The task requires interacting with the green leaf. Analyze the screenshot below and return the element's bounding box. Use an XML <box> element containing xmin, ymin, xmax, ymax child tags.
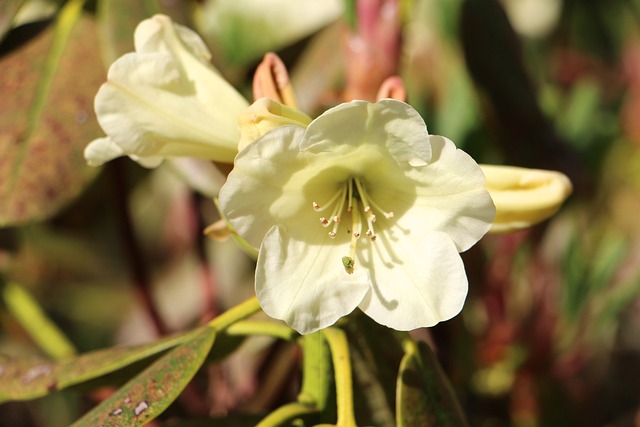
<box><xmin>0</xmin><ymin>0</ymin><xmax>104</xmax><ymax>227</ymax></box>
<box><xmin>0</xmin><ymin>327</ymin><xmax>201</xmax><ymax>403</ymax></box>
<box><xmin>346</xmin><ymin>313</ymin><xmax>404</xmax><ymax>427</ymax></box>
<box><xmin>2</xmin><ymin>281</ymin><xmax>76</xmax><ymax>359</ymax></box>
<box><xmin>96</xmin><ymin>0</ymin><xmax>155</xmax><ymax>64</ymax></box>
<box><xmin>396</xmin><ymin>340</ymin><xmax>468</xmax><ymax>427</ymax></box>
<box><xmin>70</xmin><ymin>326</ymin><xmax>216</xmax><ymax>427</ymax></box>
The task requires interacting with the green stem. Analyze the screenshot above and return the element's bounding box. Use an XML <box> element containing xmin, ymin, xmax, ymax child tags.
<box><xmin>206</xmin><ymin>297</ymin><xmax>262</xmax><ymax>331</ymax></box>
<box><xmin>256</xmin><ymin>402</ymin><xmax>317</xmax><ymax>427</ymax></box>
<box><xmin>397</xmin><ymin>331</ymin><xmax>417</xmax><ymax>354</ymax></box>
<box><xmin>224</xmin><ymin>320</ymin><xmax>298</xmax><ymax>341</ymax></box>
<box><xmin>322</xmin><ymin>327</ymin><xmax>357</xmax><ymax>427</ymax></box>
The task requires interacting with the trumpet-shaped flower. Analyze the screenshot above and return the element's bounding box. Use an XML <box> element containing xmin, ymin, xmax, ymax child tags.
<box><xmin>85</xmin><ymin>14</ymin><xmax>248</xmax><ymax>167</ymax></box>
<box><xmin>481</xmin><ymin>165</ymin><xmax>572</xmax><ymax>233</ymax></box>
<box><xmin>219</xmin><ymin>99</ymin><xmax>496</xmax><ymax>334</ymax></box>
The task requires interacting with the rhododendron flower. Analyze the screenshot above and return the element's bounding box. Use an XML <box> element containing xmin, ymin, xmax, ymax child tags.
<box><xmin>482</xmin><ymin>165</ymin><xmax>572</xmax><ymax>233</ymax></box>
<box><xmin>219</xmin><ymin>99</ymin><xmax>496</xmax><ymax>334</ymax></box>
<box><xmin>85</xmin><ymin>14</ymin><xmax>248</xmax><ymax>168</ymax></box>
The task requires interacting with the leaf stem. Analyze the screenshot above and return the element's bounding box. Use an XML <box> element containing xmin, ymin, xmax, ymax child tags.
<box><xmin>255</xmin><ymin>401</ymin><xmax>317</xmax><ymax>427</ymax></box>
<box><xmin>206</xmin><ymin>296</ymin><xmax>262</xmax><ymax>331</ymax></box>
<box><xmin>322</xmin><ymin>327</ymin><xmax>357</xmax><ymax>427</ymax></box>
<box><xmin>224</xmin><ymin>320</ymin><xmax>297</xmax><ymax>341</ymax></box>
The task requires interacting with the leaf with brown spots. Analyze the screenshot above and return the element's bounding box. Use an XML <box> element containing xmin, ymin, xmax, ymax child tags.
<box><xmin>0</xmin><ymin>0</ymin><xmax>104</xmax><ymax>227</ymax></box>
<box><xmin>70</xmin><ymin>326</ymin><xmax>216</xmax><ymax>427</ymax></box>
<box><xmin>0</xmin><ymin>326</ymin><xmax>202</xmax><ymax>403</ymax></box>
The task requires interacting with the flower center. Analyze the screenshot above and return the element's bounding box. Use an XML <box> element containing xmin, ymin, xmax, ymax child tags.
<box><xmin>312</xmin><ymin>177</ymin><xmax>394</xmax><ymax>274</ymax></box>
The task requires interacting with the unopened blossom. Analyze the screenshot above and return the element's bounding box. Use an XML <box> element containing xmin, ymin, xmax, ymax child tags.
<box><xmin>219</xmin><ymin>99</ymin><xmax>496</xmax><ymax>334</ymax></box>
<box><xmin>85</xmin><ymin>14</ymin><xmax>248</xmax><ymax>167</ymax></box>
<box><xmin>481</xmin><ymin>165</ymin><xmax>572</xmax><ymax>233</ymax></box>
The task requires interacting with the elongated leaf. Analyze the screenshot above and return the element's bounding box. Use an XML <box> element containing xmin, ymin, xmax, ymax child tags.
<box><xmin>346</xmin><ymin>313</ymin><xmax>404</xmax><ymax>427</ymax></box>
<box><xmin>0</xmin><ymin>327</ymin><xmax>201</xmax><ymax>402</ymax></box>
<box><xmin>71</xmin><ymin>326</ymin><xmax>216</xmax><ymax>427</ymax></box>
<box><xmin>396</xmin><ymin>341</ymin><xmax>468</xmax><ymax>427</ymax></box>
<box><xmin>96</xmin><ymin>0</ymin><xmax>153</xmax><ymax>64</ymax></box>
<box><xmin>0</xmin><ymin>0</ymin><xmax>103</xmax><ymax>227</ymax></box>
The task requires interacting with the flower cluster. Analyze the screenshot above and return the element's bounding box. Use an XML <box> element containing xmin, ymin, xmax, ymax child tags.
<box><xmin>87</xmin><ymin>15</ymin><xmax>571</xmax><ymax>334</ymax></box>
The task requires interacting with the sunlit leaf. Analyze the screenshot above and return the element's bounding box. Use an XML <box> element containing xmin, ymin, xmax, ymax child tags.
<box><xmin>396</xmin><ymin>340</ymin><xmax>468</xmax><ymax>427</ymax></box>
<box><xmin>96</xmin><ymin>0</ymin><xmax>151</xmax><ymax>64</ymax></box>
<box><xmin>0</xmin><ymin>327</ymin><xmax>201</xmax><ymax>402</ymax></box>
<box><xmin>70</xmin><ymin>326</ymin><xmax>216</xmax><ymax>427</ymax></box>
<box><xmin>195</xmin><ymin>0</ymin><xmax>343</xmax><ymax>65</ymax></box>
<box><xmin>0</xmin><ymin>0</ymin><xmax>103</xmax><ymax>227</ymax></box>
<box><xmin>2</xmin><ymin>281</ymin><xmax>76</xmax><ymax>359</ymax></box>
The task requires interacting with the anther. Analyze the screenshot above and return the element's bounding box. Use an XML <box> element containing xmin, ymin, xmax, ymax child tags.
<box><xmin>320</xmin><ymin>217</ymin><xmax>329</xmax><ymax>226</ymax></box>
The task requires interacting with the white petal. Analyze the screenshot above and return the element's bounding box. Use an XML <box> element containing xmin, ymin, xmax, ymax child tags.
<box><xmin>135</xmin><ymin>15</ymin><xmax>212</xmax><ymax>63</ymax></box>
<box><xmin>257</xmin><ymin>225</ymin><xmax>369</xmax><ymax>334</ymax></box>
<box><xmin>220</xmin><ymin>126</ymin><xmax>348</xmax><ymax>248</ymax></box>
<box><xmin>358</xmin><ymin>231</ymin><xmax>468</xmax><ymax>330</ymax></box>
<box><xmin>84</xmin><ymin>137</ymin><xmax>125</xmax><ymax>166</ymax></box>
<box><xmin>367</xmin><ymin>135</ymin><xmax>495</xmax><ymax>252</ymax></box>
<box><xmin>301</xmin><ymin>99</ymin><xmax>432</xmax><ymax>167</ymax></box>
<box><xmin>133</xmin><ymin>15</ymin><xmax>247</xmax><ymax>113</ymax></box>
<box><xmin>92</xmin><ymin>15</ymin><xmax>248</xmax><ymax>166</ymax></box>
<box><xmin>95</xmin><ymin>52</ymin><xmax>244</xmax><ymax>163</ymax></box>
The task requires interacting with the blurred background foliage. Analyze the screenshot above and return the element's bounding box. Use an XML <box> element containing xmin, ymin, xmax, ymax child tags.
<box><xmin>1</xmin><ymin>0</ymin><xmax>640</xmax><ymax>425</ymax></box>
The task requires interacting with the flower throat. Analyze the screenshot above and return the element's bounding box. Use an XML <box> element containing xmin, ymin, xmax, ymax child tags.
<box><xmin>312</xmin><ymin>177</ymin><xmax>394</xmax><ymax>275</ymax></box>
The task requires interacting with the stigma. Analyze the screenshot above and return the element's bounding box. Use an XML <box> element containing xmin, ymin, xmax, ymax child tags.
<box><xmin>312</xmin><ymin>178</ymin><xmax>395</xmax><ymax>274</ymax></box>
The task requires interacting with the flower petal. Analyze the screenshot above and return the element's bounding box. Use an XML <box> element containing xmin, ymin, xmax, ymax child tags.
<box><xmin>257</xmin><ymin>225</ymin><xmax>370</xmax><ymax>334</ymax></box>
<box><xmin>481</xmin><ymin>164</ymin><xmax>572</xmax><ymax>232</ymax></box>
<box><xmin>237</xmin><ymin>98</ymin><xmax>312</xmax><ymax>151</ymax></box>
<box><xmin>367</xmin><ymin>135</ymin><xmax>495</xmax><ymax>252</ymax></box>
<box><xmin>220</xmin><ymin>125</ymin><xmax>348</xmax><ymax>248</ymax></box>
<box><xmin>300</xmin><ymin>99</ymin><xmax>432</xmax><ymax>167</ymax></box>
<box><xmin>358</xmin><ymin>231</ymin><xmax>467</xmax><ymax>330</ymax></box>
<box><xmin>84</xmin><ymin>137</ymin><xmax>125</xmax><ymax>167</ymax></box>
<box><xmin>89</xmin><ymin>15</ymin><xmax>248</xmax><ymax>167</ymax></box>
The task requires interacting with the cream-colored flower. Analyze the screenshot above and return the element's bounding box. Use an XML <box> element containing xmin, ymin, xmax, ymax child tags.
<box><xmin>480</xmin><ymin>165</ymin><xmax>572</xmax><ymax>233</ymax></box>
<box><xmin>85</xmin><ymin>14</ymin><xmax>248</xmax><ymax>167</ymax></box>
<box><xmin>219</xmin><ymin>99</ymin><xmax>496</xmax><ymax>334</ymax></box>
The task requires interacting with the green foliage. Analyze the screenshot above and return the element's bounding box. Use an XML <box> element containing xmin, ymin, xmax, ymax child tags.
<box><xmin>397</xmin><ymin>340</ymin><xmax>468</xmax><ymax>427</ymax></box>
<box><xmin>2</xmin><ymin>281</ymin><xmax>75</xmax><ymax>359</ymax></box>
<box><xmin>0</xmin><ymin>0</ymin><xmax>102</xmax><ymax>226</ymax></box>
<box><xmin>0</xmin><ymin>325</ymin><xmax>200</xmax><ymax>402</ymax></box>
<box><xmin>71</xmin><ymin>326</ymin><xmax>216</xmax><ymax>427</ymax></box>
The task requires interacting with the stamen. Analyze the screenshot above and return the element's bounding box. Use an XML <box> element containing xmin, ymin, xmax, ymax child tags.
<box><xmin>314</xmin><ymin>177</ymin><xmax>401</xmax><ymax>275</ymax></box>
<box><xmin>354</xmin><ymin>177</ymin><xmax>395</xmax><ymax>220</ymax></box>
<box><xmin>313</xmin><ymin>187</ymin><xmax>343</xmax><ymax>212</ymax></box>
<box><xmin>367</xmin><ymin>196</ymin><xmax>395</xmax><ymax>219</ymax></box>
<box><xmin>354</xmin><ymin>178</ymin><xmax>372</xmax><ymax>214</ymax></box>
<box><xmin>351</xmin><ymin>200</ymin><xmax>362</xmax><ymax>239</ymax></box>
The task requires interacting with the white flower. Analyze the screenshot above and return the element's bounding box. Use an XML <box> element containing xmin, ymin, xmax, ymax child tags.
<box><xmin>85</xmin><ymin>15</ymin><xmax>248</xmax><ymax>167</ymax></box>
<box><xmin>219</xmin><ymin>99</ymin><xmax>496</xmax><ymax>334</ymax></box>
